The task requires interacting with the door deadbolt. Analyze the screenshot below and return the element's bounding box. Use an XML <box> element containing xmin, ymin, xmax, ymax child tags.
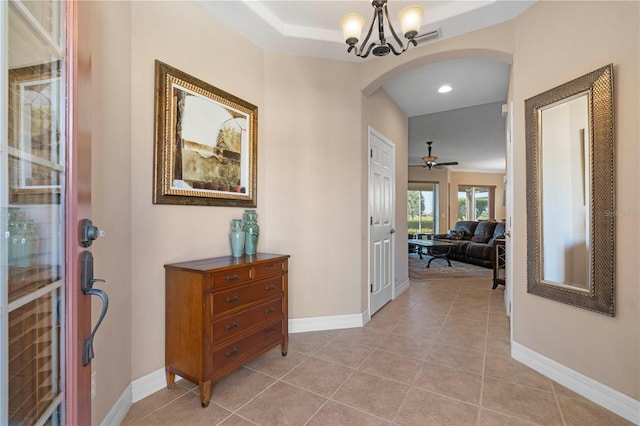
<box><xmin>80</xmin><ymin>219</ymin><xmax>105</xmax><ymax>247</ymax></box>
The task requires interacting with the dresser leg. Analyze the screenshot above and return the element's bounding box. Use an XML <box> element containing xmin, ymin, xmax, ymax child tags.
<box><xmin>199</xmin><ymin>380</ymin><xmax>212</xmax><ymax>408</ymax></box>
<box><xmin>166</xmin><ymin>370</ymin><xmax>175</xmax><ymax>389</ymax></box>
<box><xmin>281</xmin><ymin>338</ymin><xmax>288</xmax><ymax>356</ymax></box>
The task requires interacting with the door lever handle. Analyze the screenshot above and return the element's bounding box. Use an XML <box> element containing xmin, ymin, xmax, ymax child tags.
<box><xmin>82</xmin><ymin>287</ymin><xmax>109</xmax><ymax>366</ymax></box>
<box><xmin>80</xmin><ymin>251</ymin><xmax>109</xmax><ymax>366</ymax></box>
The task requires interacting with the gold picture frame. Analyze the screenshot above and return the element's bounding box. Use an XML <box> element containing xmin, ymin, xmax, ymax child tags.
<box><xmin>153</xmin><ymin>60</ymin><xmax>258</xmax><ymax>207</ymax></box>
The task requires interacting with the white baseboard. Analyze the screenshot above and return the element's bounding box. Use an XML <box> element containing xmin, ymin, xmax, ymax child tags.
<box><xmin>511</xmin><ymin>341</ymin><xmax>640</xmax><ymax>425</ymax></box>
<box><xmin>288</xmin><ymin>312</ymin><xmax>368</xmax><ymax>333</ymax></box>
<box><xmin>395</xmin><ymin>279</ymin><xmax>410</xmax><ymax>297</ymax></box>
<box><xmin>131</xmin><ymin>366</ymin><xmax>184</xmax><ymax>403</ymax></box>
<box><xmin>121</xmin><ymin>312</ymin><xmax>369</xmax><ymax>414</ymax></box>
<box><xmin>100</xmin><ymin>384</ymin><xmax>132</xmax><ymax>426</ymax></box>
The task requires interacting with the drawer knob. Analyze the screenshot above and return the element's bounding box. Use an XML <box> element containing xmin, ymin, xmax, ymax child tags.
<box><xmin>265</xmin><ymin>284</ymin><xmax>276</xmax><ymax>292</ymax></box>
<box><xmin>264</xmin><ymin>307</ymin><xmax>276</xmax><ymax>315</ymax></box>
<box><xmin>225</xmin><ymin>347</ymin><xmax>239</xmax><ymax>358</ymax></box>
<box><xmin>225</xmin><ymin>295</ymin><xmax>240</xmax><ymax>304</ymax></box>
<box><xmin>264</xmin><ymin>264</ymin><xmax>276</xmax><ymax>270</ymax></box>
<box><xmin>264</xmin><ymin>328</ymin><xmax>276</xmax><ymax>336</ymax></box>
<box><xmin>225</xmin><ymin>321</ymin><xmax>240</xmax><ymax>331</ymax></box>
<box><xmin>226</xmin><ymin>274</ymin><xmax>240</xmax><ymax>282</ymax></box>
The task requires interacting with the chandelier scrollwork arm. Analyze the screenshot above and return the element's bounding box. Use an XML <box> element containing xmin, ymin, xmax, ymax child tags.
<box><xmin>341</xmin><ymin>0</ymin><xmax>425</xmax><ymax>59</ymax></box>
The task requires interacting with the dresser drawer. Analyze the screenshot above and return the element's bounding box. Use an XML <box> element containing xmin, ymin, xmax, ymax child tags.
<box><xmin>207</xmin><ymin>268</ymin><xmax>253</xmax><ymax>290</ymax></box>
<box><xmin>211</xmin><ymin>298</ymin><xmax>283</xmax><ymax>345</ymax></box>
<box><xmin>253</xmin><ymin>259</ymin><xmax>286</xmax><ymax>280</ymax></box>
<box><xmin>211</xmin><ymin>320</ymin><xmax>282</xmax><ymax>372</ymax></box>
<box><xmin>209</xmin><ymin>276</ymin><xmax>283</xmax><ymax>317</ymax></box>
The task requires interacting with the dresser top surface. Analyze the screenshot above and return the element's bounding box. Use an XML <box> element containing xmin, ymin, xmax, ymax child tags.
<box><xmin>165</xmin><ymin>253</ymin><xmax>289</xmax><ymax>272</ymax></box>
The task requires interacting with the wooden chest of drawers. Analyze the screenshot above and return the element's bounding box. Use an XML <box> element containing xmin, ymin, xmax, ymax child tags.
<box><xmin>164</xmin><ymin>253</ymin><xmax>289</xmax><ymax>407</ymax></box>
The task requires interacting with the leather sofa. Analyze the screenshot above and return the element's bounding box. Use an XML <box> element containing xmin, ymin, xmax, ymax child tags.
<box><xmin>434</xmin><ymin>221</ymin><xmax>506</xmax><ymax>268</ymax></box>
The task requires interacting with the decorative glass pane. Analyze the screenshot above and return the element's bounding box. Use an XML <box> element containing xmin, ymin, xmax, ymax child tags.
<box><xmin>3</xmin><ymin>1</ymin><xmax>66</xmax><ymax>424</ymax></box>
<box><xmin>8</xmin><ymin>291</ymin><xmax>60</xmax><ymax>424</ymax></box>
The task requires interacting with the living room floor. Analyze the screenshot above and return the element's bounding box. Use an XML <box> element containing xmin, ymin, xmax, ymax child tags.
<box><xmin>122</xmin><ymin>261</ymin><xmax>630</xmax><ymax>425</ymax></box>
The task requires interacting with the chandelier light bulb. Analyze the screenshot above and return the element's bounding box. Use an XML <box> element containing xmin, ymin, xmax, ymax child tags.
<box><xmin>398</xmin><ymin>6</ymin><xmax>424</xmax><ymax>39</ymax></box>
<box><xmin>340</xmin><ymin>13</ymin><xmax>365</xmax><ymax>46</ymax></box>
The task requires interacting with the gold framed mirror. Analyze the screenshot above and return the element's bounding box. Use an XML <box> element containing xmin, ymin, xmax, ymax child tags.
<box><xmin>525</xmin><ymin>64</ymin><xmax>615</xmax><ymax>316</ymax></box>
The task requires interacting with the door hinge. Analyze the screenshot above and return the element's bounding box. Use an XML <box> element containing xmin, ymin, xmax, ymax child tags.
<box><xmin>370</xmin><ymin>149</ymin><xmax>373</xmax><ymax>158</ymax></box>
<box><xmin>370</xmin><ymin>216</ymin><xmax>373</xmax><ymax>226</ymax></box>
<box><xmin>370</xmin><ymin>284</ymin><xmax>373</xmax><ymax>293</ymax></box>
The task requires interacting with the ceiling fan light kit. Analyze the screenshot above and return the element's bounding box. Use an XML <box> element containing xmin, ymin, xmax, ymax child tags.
<box><xmin>416</xmin><ymin>141</ymin><xmax>459</xmax><ymax>170</ymax></box>
<box><xmin>340</xmin><ymin>0</ymin><xmax>432</xmax><ymax>58</ymax></box>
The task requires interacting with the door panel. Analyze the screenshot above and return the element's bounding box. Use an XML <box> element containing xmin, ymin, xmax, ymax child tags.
<box><xmin>369</xmin><ymin>128</ymin><xmax>395</xmax><ymax>315</ymax></box>
<box><xmin>2</xmin><ymin>1</ymin><xmax>92</xmax><ymax>424</ymax></box>
<box><xmin>65</xmin><ymin>1</ymin><xmax>93</xmax><ymax>424</ymax></box>
<box><xmin>3</xmin><ymin>0</ymin><xmax>67</xmax><ymax>423</ymax></box>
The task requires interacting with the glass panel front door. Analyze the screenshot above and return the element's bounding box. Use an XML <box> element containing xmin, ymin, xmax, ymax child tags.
<box><xmin>2</xmin><ymin>1</ymin><xmax>66</xmax><ymax>423</ymax></box>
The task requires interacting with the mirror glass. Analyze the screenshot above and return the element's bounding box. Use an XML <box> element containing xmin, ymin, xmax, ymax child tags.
<box><xmin>540</xmin><ymin>92</ymin><xmax>590</xmax><ymax>291</ymax></box>
<box><xmin>525</xmin><ymin>64</ymin><xmax>615</xmax><ymax>316</ymax></box>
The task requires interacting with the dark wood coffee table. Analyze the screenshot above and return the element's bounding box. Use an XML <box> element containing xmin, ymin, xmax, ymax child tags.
<box><xmin>408</xmin><ymin>239</ymin><xmax>454</xmax><ymax>268</ymax></box>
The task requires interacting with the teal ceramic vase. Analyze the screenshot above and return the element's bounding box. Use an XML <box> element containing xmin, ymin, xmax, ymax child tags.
<box><xmin>229</xmin><ymin>219</ymin><xmax>245</xmax><ymax>257</ymax></box>
<box><xmin>243</xmin><ymin>210</ymin><xmax>259</xmax><ymax>255</ymax></box>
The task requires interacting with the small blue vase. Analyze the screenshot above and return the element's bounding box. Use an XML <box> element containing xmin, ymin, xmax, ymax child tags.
<box><xmin>243</xmin><ymin>210</ymin><xmax>259</xmax><ymax>255</ymax></box>
<box><xmin>229</xmin><ymin>219</ymin><xmax>245</xmax><ymax>257</ymax></box>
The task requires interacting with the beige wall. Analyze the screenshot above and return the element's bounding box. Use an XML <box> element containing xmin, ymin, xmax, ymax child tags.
<box><xmin>262</xmin><ymin>53</ymin><xmax>363</xmax><ymax>318</ymax></box>
<box><xmin>362</xmin><ymin>88</ymin><xmax>409</xmax><ymax>301</ymax></box>
<box><xmin>90</xmin><ymin>1</ymin><xmax>132</xmax><ymax>423</ymax></box>
<box><xmin>511</xmin><ymin>1</ymin><xmax>639</xmax><ymax>399</ymax></box>
<box><xmin>128</xmin><ymin>1</ymin><xmax>266</xmax><ymax>380</ymax></box>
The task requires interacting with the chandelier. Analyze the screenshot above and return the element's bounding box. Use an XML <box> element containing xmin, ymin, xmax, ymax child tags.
<box><xmin>340</xmin><ymin>0</ymin><xmax>430</xmax><ymax>58</ymax></box>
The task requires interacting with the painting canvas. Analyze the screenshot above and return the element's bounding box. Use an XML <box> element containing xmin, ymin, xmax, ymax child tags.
<box><xmin>153</xmin><ymin>60</ymin><xmax>257</xmax><ymax>207</ymax></box>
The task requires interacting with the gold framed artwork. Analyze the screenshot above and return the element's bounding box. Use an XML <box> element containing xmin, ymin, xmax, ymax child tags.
<box><xmin>153</xmin><ymin>60</ymin><xmax>258</xmax><ymax>207</ymax></box>
<box><xmin>8</xmin><ymin>61</ymin><xmax>63</xmax><ymax>204</ymax></box>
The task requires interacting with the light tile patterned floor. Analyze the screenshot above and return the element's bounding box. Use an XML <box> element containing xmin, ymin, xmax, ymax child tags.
<box><xmin>122</xmin><ymin>261</ymin><xmax>631</xmax><ymax>425</ymax></box>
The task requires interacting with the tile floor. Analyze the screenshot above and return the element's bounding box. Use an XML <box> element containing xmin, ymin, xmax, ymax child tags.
<box><xmin>122</xmin><ymin>263</ymin><xmax>631</xmax><ymax>425</ymax></box>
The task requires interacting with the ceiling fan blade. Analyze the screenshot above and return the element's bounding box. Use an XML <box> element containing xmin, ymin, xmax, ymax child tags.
<box><xmin>409</xmin><ymin>164</ymin><xmax>427</xmax><ymax>168</ymax></box>
<box><xmin>435</xmin><ymin>161</ymin><xmax>459</xmax><ymax>166</ymax></box>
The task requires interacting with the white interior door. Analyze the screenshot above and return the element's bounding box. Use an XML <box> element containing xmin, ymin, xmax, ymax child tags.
<box><xmin>369</xmin><ymin>127</ymin><xmax>395</xmax><ymax>315</ymax></box>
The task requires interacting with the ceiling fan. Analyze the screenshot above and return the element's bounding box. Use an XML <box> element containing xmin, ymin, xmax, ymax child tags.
<box><xmin>410</xmin><ymin>141</ymin><xmax>459</xmax><ymax>170</ymax></box>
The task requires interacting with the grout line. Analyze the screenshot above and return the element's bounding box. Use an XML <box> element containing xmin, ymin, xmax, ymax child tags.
<box><xmin>126</xmin><ymin>270</ymin><xmax>518</xmax><ymax>425</ymax></box>
<box><xmin>476</xmin><ymin>282</ymin><xmax>491</xmax><ymax>426</ymax></box>
<box><xmin>124</xmin><ymin>389</ymin><xmax>193</xmax><ymax>426</ymax></box>
<box><xmin>299</xmin><ymin>364</ymin><xmax>358</xmax><ymax>426</ymax></box>
<box><xmin>551</xmin><ymin>381</ymin><xmax>569</xmax><ymax>426</ymax></box>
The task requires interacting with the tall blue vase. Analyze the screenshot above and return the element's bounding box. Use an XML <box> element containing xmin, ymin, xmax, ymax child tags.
<box><xmin>243</xmin><ymin>210</ymin><xmax>259</xmax><ymax>255</ymax></box>
<box><xmin>229</xmin><ymin>219</ymin><xmax>245</xmax><ymax>257</ymax></box>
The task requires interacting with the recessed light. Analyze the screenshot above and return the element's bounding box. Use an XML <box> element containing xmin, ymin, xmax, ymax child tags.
<box><xmin>438</xmin><ymin>85</ymin><xmax>452</xmax><ymax>93</ymax></box>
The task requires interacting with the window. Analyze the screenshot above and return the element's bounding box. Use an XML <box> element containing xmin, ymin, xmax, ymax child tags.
<box><xmin>408</xmin><ymin>183</ymin><xmax>438</xmax><ymax>234</ymax></box>
<box><xmin>458</xmin><ymin>185</ymin><xmax>495</xmax><ymax>221</ymax></box>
